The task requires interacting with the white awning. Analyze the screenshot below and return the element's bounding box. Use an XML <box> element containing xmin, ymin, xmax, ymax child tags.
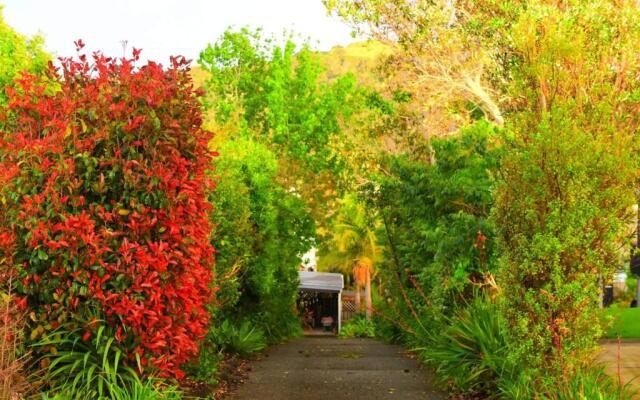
<box><xmin>299</xmin><ymin>271</ymin><xmax>343</xmax><ymax>292</ymax></box>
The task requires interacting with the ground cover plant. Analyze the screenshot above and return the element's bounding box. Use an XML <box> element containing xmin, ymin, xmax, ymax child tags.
<box><xmin>338</xmin><ymin>315</ymin><xmax>376</xmax><ymax>338</ymax></box>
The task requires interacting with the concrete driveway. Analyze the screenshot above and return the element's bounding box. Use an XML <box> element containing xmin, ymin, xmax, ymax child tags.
<box><xmin>226</xmin><ymin>336</ymin><xmax>446</xmax><ymax>400</ymax></box>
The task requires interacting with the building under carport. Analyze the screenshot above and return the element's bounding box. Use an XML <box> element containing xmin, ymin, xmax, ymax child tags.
<box><xmin>298</xmin><ymin>271</ymin><xmax>344</xmax><ymax>334</ymax></box>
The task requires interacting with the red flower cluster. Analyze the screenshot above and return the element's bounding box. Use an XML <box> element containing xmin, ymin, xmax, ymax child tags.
<box><xmin>0</xmin><ymin>43</ymin><xmax>216</xmax><ymax>377</ymax></box>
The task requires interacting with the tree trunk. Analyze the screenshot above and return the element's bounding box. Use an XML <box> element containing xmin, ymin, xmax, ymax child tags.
<box><xmin>365</xmin><ymin>267</ymin><xmax>372</xmax><ymax>320</ymax></box>
<box><xmin>636</xmin><ymin>279</ymin><xmax>640</xmax><ymax>308</ymax></box>
<box><xmin>355</xmin><ymin>283</ymin><xmax>361</xmax><ymax>314</ymax></box>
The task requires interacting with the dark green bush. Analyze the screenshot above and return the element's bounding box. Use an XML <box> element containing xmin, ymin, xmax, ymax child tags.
<box><xmin>370</xmin><ymin>121</ymin><xmax>499</xmax><ymax>323</ymax></box>
<box><xmin>213</xmin><ymin>320</ymin><xmax>267</xmax><ymax>357</ymax></box>
<box><xmin>419</xmin><ymin>295</ymin><xmax>515</xmax><ymax>398</ymax></box>
<box><xmin>208</xmin><ymin>138</ymin><xmax>313</xmax><ymax>345</ymax></box>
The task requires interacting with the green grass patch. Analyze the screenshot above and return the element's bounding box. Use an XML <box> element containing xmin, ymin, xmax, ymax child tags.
<box><xmin>604</xmin><ymin>305</ymin><xmax>640</xmax><ymax>338</ymax></box>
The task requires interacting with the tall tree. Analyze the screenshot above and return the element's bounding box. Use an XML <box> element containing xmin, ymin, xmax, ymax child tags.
<box><xmin>208</xmin><ymin>138</ymin><xmax>315</xmax><ymax>342</ymax></box>
<box><xmin>324</xmin><ymin>0</ymin><xmax>509</xmax><ymax>160</ymax></box>
<box><xmin>319</xmin><ymin>194</ymin><xmax>381</xmax><ymax>319</ymax></box>
<box><xmin>198</xmin><ymin>28</ymin><xmax>372</xmax><ymax>235</ymax></box>
<box><xmin>493</xmin><ymin>0</ymin><xmax>640</xmax><ymax>374</ymax></box>
<box><xmin>328</xmin><ymin>0</ymin><xmax>640</xmax><ymax>381</ymax></box>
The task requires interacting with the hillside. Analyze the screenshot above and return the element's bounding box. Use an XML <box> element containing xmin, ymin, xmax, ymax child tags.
<box><xmin>190</xmin><ymin>40</ymin><xmax>392</xmax><ymax>89</ymax></box>
<box><xmin>318</xmin><ymin>40</ymin><xmax>392</xmax><ymax>86</ymax></box>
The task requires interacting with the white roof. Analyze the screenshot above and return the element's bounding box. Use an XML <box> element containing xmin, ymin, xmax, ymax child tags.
<box><xmin>299</xmin><ymin>271</ymin><xmax>343</xmax><ymax>292</ymax></box>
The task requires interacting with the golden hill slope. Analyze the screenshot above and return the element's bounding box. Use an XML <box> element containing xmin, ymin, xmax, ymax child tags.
<box><xmin>190</xmin><ymin>40</ymin><xmax>391</xmax><ymax>89</ymax></box>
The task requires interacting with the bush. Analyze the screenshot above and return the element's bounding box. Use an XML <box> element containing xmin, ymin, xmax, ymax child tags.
<box><xmin>213</xmin><ymin>320</ymin><xmax>266</xmax><ymax>357</ymax></box>
<box><xmin>208</xmin><ymin>138</ymin><xmax>313</xmax><ymax>344</ymax></box>
<box><xmin>36</xmin><ymin>325</ymin><xmax>140</xmax><ymax>399</ymax></box>
<box><xmin>539</xmin><ymin>367</ymin><xmax>635</xmax><ymax>400</ymax></box>
<box><xmin>339</xmin><ymin>316</ymin><xmax>376</xmax><ymax>338</ymax></box>
<box><xmin>419</xmin><ymin>295</ymin><xmax>515</xmax><ymax>398</ymax></box>
<box><xmin>182</xmin><ymin>342</ymin><xmax>223</xmax><ymax>385</ymax></box>
<box><xmin>493</xmin><ymin>0</ymin><xmax>640</xmax><ymax>376</ymax></box>
<box><xmin>0</xmin><ymin>44</ymin><xmax>215</xmax><ymax>378</ymax></box>
<box><xmin>370</xmin><ymin>121</ymin><xmax>499</xmax><ymax>322</ymax></box>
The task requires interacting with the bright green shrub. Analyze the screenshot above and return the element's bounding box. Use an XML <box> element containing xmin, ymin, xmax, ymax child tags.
<box><xmin>496</xmin><ymin>106</ymin><xmax>636</xmax><ymax>373</ymax></box>
<box><xmin>339</xmin><ymin>316</ymin><xmax>376</xmax><ymax>338</ymax></box>
<box><xmin>187</xmin><ymin>138</ymin><xmax>310</xmax><ymax>381</ymax></box>
<box><xmin>494</xmin><ymin>0</ymin><xmax>640</xmax><ymax>374</ymax></box>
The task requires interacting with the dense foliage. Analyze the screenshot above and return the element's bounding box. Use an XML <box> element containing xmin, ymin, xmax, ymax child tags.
<box><xmin>1</xmin><ymin>2</ymin><xmax>639</xmax><ymax>398</ymax></box>
<box><xmin>208</xmin><ymin>138</ymin><xmax>313</xmax><ymax>342</ymax></box>
<box><xmin>199</xmin><ymin>28</ymin><xmax>358</xmax><ymax>174</ymax></box>
<box><xmin>198</xmin><ymin>28</ymin><xmax>376</xmax><ymax>231</ymax></box>
<box><xmin>0</xmin><ymin>44</ymin><xmax>215</xmax><ymax>380</ymax></box>
<box><xmin>327</xmin><ymin>0</ymin><xmax>640</xmax><ymax>397</ymax></box>
<box><xmin>494</xmin><ymin>0</ymin><xmax>640</xmax><ymax>375</ymax></box>
<box><xmin>371</xmin><ymin>121</ymin><xmax>498</xmax><ymax>321</ymax></box>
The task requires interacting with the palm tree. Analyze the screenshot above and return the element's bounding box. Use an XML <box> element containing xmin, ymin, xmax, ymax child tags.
<box><xmin>319</xmin><ymin>195</ymin><xmax>381</xmax><ymax>320</ymax></box>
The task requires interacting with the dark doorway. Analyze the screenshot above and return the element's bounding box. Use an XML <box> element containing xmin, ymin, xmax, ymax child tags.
<box><xmin>298</xmin><ymin>290</ymin><xmax>339</xmax><ymax>334</ymax></box>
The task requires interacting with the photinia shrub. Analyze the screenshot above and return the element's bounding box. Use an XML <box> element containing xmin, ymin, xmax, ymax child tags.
<box><xmin>0</xmin><ymin>42</ymin><xmax>216</xmax><ymax>378</ymax></box>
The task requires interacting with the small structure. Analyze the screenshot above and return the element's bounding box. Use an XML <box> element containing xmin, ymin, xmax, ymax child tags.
<box><xmin>298</xmin><ymin>271</ymin><xmax>344</xmax><ymax>333</ymax></box>
<box><xmin>340</xmin><ymin>290</ymin><xmax>359</xmax><ymax>325</ymax></box>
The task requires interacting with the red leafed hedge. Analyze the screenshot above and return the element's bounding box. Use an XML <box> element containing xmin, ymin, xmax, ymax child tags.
<box><xmin>0</xmin><ymin>43</ymin><xmax>216</xmax><ymax>377</ymax></box>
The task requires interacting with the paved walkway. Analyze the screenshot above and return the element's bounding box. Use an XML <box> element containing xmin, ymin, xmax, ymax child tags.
<box><xmin>226</xmin><ymin>336</ymin><xmax>445</xmax><ymax>400</ymax></box>
<box><xmin>598</xmin><ymin>340</ymin><xmax>640</xmax><ymax>389</ymax></box>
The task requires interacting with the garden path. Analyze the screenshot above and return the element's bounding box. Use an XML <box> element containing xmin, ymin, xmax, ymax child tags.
<box><xmin>226</xmin><ymin>336</ymin><xmax>445</xmax><ymax>400</ymax></box>
<box><xmin>598</xmin><ymin>340</ymin><xmax>640</xmax><ymax>392</ymax></box>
